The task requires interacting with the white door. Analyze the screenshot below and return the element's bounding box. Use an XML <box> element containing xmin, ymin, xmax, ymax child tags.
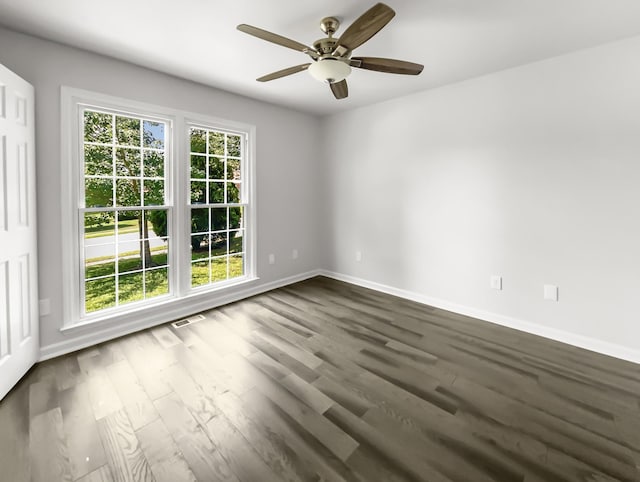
<box><xmin>0</xmin><ymin>63</ymin><xmax>39</xmax><ymax>401</ymax></box>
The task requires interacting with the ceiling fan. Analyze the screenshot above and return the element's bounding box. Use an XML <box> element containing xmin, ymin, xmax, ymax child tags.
<box><xmin>237</xmin><ymin>2</ymin><xmax>424</xmax><ymax>100</ymax></box>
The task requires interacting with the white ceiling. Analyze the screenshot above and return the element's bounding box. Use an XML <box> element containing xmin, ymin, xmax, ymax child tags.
<box><xmin>1</xmin><ymin>0</ymin><xmax>640</xmax><ymax>115</ymax></box>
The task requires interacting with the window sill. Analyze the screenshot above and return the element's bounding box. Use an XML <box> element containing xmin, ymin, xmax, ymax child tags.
<box><xmin>60</xmin><ymin>275</ymin><xmax>259</xmax><ymax>334</ymax></box>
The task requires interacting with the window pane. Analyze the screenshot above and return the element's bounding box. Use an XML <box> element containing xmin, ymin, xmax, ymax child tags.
<box><xmin>191</xmin><ymin>260</ymin><xmax>209</xmax><ymax>287</ymax></box>
<box><xmin>210</xmin><ymin>256</ymin><xmax>227</xmax><ymax>282</ymax></box>
<box><xmin>208</xmin><ymin>182</ymin><xmax>224</xmax><ymax>204</ymax></box>
<box><xmin>208</xmin><ymin>157</ymin><xmax>224</xmax><ymax>180</ymax></box>
<box><xmin>227</xmin><ymin>182</ymin><xmax>240</xmax><ymax>204</ymax></box>
<box><xmin>146</xmin><ymin>267</ymin><xmax>169</xmax><ymax>298</ymax></box>
<box><xmin>191</xmin><ymin>235</ymin><xmax>208</xmax><ymax>260</ymax></box>
<box><xmin>116</xmin><ymin>148</ymin><xmax>141</xmax><ymax>177</ymax></box>
<box><xmin>190</xmin><ymin>129</ymin><xmax>206</xmax><ymax>153</ymax></box>
<box><xmin>226</xmin><ymin>159</ymin><xmax>240</xmax><ymax>181</ymax></box>
<box><xmin>114</xmin><ymin>213</ymin><xmax>142</xmax><ymax>267</ymax></box>
<box><xmin>116</xmin><ymin>116</ymin><xmax>141</xmax><ymax>146</ymax></box>
<box><xmin>139</xmin><ymin>211</ymin><xmax>156</xmax><ymax>241</ymax></box>
<box><xmin>210</xmin><ymin>232</ymin><xmax>227</xmax><ymax>256</ymax></box>
<box><xmin>117</xmin><ymin>211</ymin><xmax>141</xmax><ymax>236</ymax></box>
<box><xmin>191</xmin><ymin>208</ymin><xmax>208</xmax><ymax>234</ymax></box>
<box><xmin>149</xmin><ymin>238</ymin><xmax>169</xmax><ymax>268</ymax></box>
<box><xmin>143</xmin><ymin>120</ymin><xmax>165</xmax><ymax>149</ymax></box>
<box><xmin>143</xmin><ymin>180</ymin><xmax>164</xmax><ymax>206</ymax></box>
<box><xmin>117</xmin><ymin>240</ymin><xmax>142</xmax><ymax>274</ymax></box>
<box><xmin>85</xmin><ymin>278</ymin><xmax>116</xmax><ymax>313</ymax></box>
<box><xmin>84</xmin><ymin>145</ymin><xmax>113</xmax><ymax>176</ymax></box>
<box><xmin>229</xmin><ymin>230</ymin><xmax>243</xmax><ymax>254</ymax></box>
<box><xmin>146</xmin><ymin>210</ymin><xmax>168</xmax><ymax>239</ymax></box>
<box><xmin>190</xmin><ymin>181</ymin><xmax>206</xmax><ymax>204</ymax></box>
<box><xmin>144</xmin><ymin>150</ymin><xmax>164</xmax><ymax>178</ymax></box>
<box><xmin>143</xmin><ymin>210</ymin><xmax>168</xmax><ymax>264</ymax></box>
<box><xmin>190</xmin><ymin>155</ymin><xmax>206</xmax><ymax>179</ymax></box>
<box><xmin>229</xmin><ymin>254</ymin><xmax>243</xmax><ymax>279</ymax></box>
<box><xmin>84</xmin><ymin>111</ymin><xmax>112</xmax><ymax>143</ymax></box>
<box><xmin>211</xmin><ymin>207</ymin><xmax>227</xmax><ymax>232</ymax></box>
<box><xmin>229</xmin><ymin>207</ymin><xmax>243</xmax><ymax>230</ymax></box>
<box><xmin>84</xmin><ymin>212</ymin><xmax>115</xmax><ymax>239</ymax></box>
<box><xmin>208</xmin><ymin>131</ymin><xmax>224</xmax><ymax>156</ymax></box>
<box><xmin>118</xmin><ymin>272</ymin><xmax>144</xmax><ymax>305</ymax></box>
<box><xmin>85</xmin><ymin>244</ymin><xmax>115</xmax><ymax>280</ymax></box>
<box><xmin>227</xmin><ymin>135</ymin><xmax>241</xmax><ymax>157</ymax></box>
<box><xmin>116</xmin><ymin>179</ymin><xmax>141</xmax><ymax>206</ymax></box>
<box><xmin>85</xmin><ymin>178</ymin><xmax>114</xmax><ymax>207</ymax></box>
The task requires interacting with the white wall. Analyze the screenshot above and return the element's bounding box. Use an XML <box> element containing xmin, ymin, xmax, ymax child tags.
<box><xmin>322</xmin><ymin>36</ymin><xmax>640</xmax><ymax>356</ymax></box>
<box><xmin>2</xmin><ymin>25</ymin><xmax>639</xmax><ymax>361</ymax></box>
<box><xmin>0</xmin><ymin>27</ymin><xmax>324</xmax><ymax>355</ymax></box>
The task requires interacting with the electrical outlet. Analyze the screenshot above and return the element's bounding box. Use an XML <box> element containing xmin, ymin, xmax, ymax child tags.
<box><xmin>292</xmin><ymin>249</ymin><xmax>299</xmax><ymax>260</ymax></box>
<box><xmin>490</xmin><ymin>275</ymin><xmax>502</xmax><ymax>290</ymax></box>
<box><xmin>355</xmin><ymin>250</ymin><xmax>362</xmax><ymax>262</ymax></box>
<box><xmin>544</xmin><ymin>284</ymin><xmax>559</xmax><ymax>301</ymax></box>
<box><xmin>268</xmin><ymin>254</ymin><xmax>275</xmax><ymax>265</ymax></box>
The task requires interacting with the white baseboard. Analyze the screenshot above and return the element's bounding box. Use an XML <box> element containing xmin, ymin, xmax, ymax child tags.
<box><xmin>39</xmin><ymin>269</ymin><xmax>321</xmax><ymax>361</ymax></box>
<box><xmin>40</xmin><ymin>267</ymin><xmax>640</xmax><ymax>365</ymax></box>
<box><xmin>319</xmin><ymin>270</ymin><xmax>640</xmax><ymax>365</ymax></box>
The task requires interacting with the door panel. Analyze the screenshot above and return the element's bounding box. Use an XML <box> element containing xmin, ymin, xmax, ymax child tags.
<box><xmin>0</xmin><ymin>261</ymin><xmax>8</xmax><ymax>358</ymax></box>
<box><xmin>0</xmin><ymin>63</ymin><xmax>39</xmax><ymax>401</ymax></box>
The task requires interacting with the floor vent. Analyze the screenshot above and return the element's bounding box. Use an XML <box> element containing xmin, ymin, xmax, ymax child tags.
<box><xmin>172</xmin><ymin>314</ymin><xmax>206</xmax><ymax>329</ymax></box>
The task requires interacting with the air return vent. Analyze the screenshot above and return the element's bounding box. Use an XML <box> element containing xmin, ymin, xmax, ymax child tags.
<box><xmin>171</xmin><ymin>314</ymin><xmax>206</xmax><ymax>329</ymax></box>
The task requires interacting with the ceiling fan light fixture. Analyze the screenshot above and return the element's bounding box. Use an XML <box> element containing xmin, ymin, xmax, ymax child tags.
<box><xmin>308</xmin><ymin>58</ymin><xmax>351</xmax><ymax>84</ymax></box>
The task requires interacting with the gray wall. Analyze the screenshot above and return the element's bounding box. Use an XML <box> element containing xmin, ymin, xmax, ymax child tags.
<box><xmin>0</xmin><ymin>27</ymin><xmax>324</xmax><ymax>352</ymax></box>
<box><xmin>322</xmin><ymin>35</ymin><xmax>640</xmax><ymax>355</ymax></box>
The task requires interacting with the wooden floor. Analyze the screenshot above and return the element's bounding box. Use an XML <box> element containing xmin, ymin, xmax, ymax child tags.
<box><xmin>1</xmin><ymin>277</ymin><xmax>639</xmax><ymax>482</ymax></box>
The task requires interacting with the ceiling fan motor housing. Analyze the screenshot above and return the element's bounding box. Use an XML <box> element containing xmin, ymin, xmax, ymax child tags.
<box><xmin>313</xmin><ymin>37</ymin><xmax>340</xmax><ymax>55</ymax></box>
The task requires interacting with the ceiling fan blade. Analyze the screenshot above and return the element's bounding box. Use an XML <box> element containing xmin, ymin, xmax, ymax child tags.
<box><xmin>237</xmin><ymin>24</ymin><xmax>314</xmax><ymax>53</ymax></box>
<box><xmin>351</xmin><ymin>57</ymin><xmax>423</xmax><ymax>75</ymax></box>
<box><xmin>257</xmin><ymin>64</ymin><xmax>311</xmax><ymax>82</ymax></box>
<box><xmin>330</xmin><ymin>80</ymin><xmax>349</xmax><ymax>100</ymax></box>
<box><xmin>333</xmin><ymin>3</ymin><xmax>395</xmax><ymax>55</ymax></box>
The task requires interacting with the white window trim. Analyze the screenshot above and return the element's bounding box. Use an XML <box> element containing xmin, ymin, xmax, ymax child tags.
<box><xmin>60</xmin><ymin>86</ymin><xmax>257</xmax><ymax>329</ymax></box>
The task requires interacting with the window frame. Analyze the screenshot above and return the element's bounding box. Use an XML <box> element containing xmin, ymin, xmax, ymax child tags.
<box><xmin>80</xmin><ymin>107</ymin><xmax>174</xmax><ymax>316</ymax></box>
<box><xmin>61</xmin><ymin>87</ymin><xmax>257</xmax><ymax>329</ymax></box>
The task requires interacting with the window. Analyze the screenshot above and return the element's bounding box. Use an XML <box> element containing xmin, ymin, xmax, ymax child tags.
<box><xmin>61</xmin><ymin>88</ymin><xmax>256</xmax><ymax>326</ymax></box>
<box><xmin>189</xmin><ymin>126</ymin><xmax>246</xmax><ymax>288</ymax></box>
<box><xmin>82</xmin><ymin>110</ymin><xmax>170</xmax><ymax>313</ymax></box>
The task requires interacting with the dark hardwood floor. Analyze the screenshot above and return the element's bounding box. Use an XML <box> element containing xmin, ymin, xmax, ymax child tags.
<box><xmin>1</xmin><ymin>276</ymin><xmax>639</xmax><ymax>481</ymax></box>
